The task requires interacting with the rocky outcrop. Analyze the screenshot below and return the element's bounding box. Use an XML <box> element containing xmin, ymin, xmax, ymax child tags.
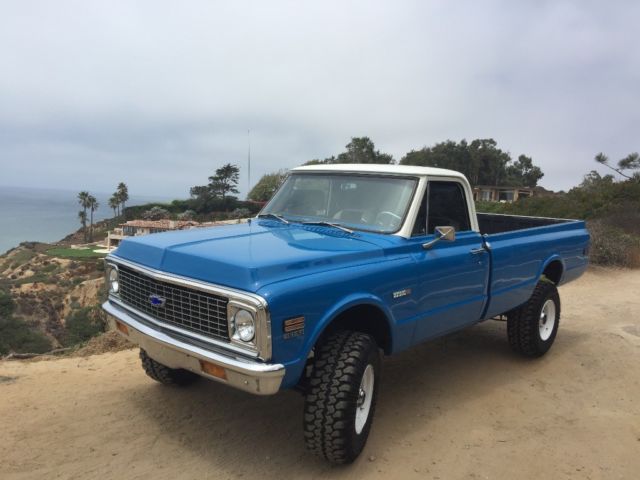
<box><xmin>0</xmin><ymin>243</ymin><xmax>105</xmax><ymax>348</ymax></box>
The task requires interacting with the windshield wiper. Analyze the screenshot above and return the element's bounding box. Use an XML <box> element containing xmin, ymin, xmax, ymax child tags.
<box><xmin>302</xmin><ymin>221</ymin><xmax>354</xmax><ymax>234</ymax></box>
<box><xmin>257</xmin><ymin>213</ymin><xmax>290</xmax><ymax>224</ymax></box>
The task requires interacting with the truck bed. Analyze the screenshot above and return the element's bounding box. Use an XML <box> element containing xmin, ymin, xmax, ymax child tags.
<box><xmin>477</xmin><ymin>212</ymin><xmax>570</xmax><ymax>235</ymax></box>
<box><xmin>476</xmin><ymin>212</ymin><xmax>590</xmax><ymax>319</ymax></box>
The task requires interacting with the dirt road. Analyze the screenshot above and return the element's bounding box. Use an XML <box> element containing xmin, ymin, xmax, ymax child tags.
<box><xmin>2</xmin><ymin>268</ymin><xmax>639</xmax><ymax>479</ymax></box>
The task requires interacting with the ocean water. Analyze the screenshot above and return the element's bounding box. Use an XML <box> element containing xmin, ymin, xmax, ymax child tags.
<box><xmin>0</xmin><ymin>186</ymin><xmax>173</xmax><ymax>254</ymax></box>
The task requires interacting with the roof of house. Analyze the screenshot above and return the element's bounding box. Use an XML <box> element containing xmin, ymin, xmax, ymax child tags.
<box><xmin>120</xmin><ymin>220</ymin><xmax>200</xmax><ymax>230</ymax></box>
<box><xmin>292</xmin><ymin>163</ymin><xmax>467</xmax><ymax>180</ymax></box>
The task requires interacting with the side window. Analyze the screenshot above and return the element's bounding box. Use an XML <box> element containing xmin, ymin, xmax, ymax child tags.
<box><xmin>427</xmin><ymin>181</ymin><xmax>471</xmax><ymax>234</ymax></box>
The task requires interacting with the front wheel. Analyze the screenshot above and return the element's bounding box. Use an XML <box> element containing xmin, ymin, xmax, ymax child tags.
<box><xmin>303</xmin><ymin>331</ymin><xmax>381</xmax><ymax>464</ymax></box>
<box><xmin>139</xmin><ymin>349</ymin><xmax>200</xmax><ymax>386</ymax></box>
<box><xmin>507</xmin><ymin>280</ymin><xmax>561</xmax><ymax>357</ymax></box>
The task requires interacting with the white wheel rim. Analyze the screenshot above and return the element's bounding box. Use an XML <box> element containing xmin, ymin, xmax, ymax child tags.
<box><xmin>539</xmin><ymin>299</ymin><xmax>556</xmax><ymax>341</ymax></box>
<box><xmin>355</xmin><ymin>364</ymin><xmax>374</xmax><ymax>435</ymax></box>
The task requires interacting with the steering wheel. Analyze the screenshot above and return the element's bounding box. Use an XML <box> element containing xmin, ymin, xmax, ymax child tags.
<box><xmin>375</xmin><ymin>211</ymin><xmax>401</xmax><ymax>229</ymax></box>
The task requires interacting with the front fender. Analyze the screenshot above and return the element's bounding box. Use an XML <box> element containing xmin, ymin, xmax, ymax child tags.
<box><xmin>257</xmin><ymin>252</ymin><xmax>418</xmax><ymax>389</ymax></box>
<box><xmin>273</xmin><ymin>292</ymin><xmax>410</xmax><ymax>390</ymax></box>
<box><xmin>305</xmin><ymin>292</ymin><xmax>396</xmax><ymax>354</ymax></box>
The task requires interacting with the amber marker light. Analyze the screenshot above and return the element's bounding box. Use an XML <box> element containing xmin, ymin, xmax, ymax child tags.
<box><xmin>200</xmin><ymin>361</ymin><xmax>227</xmax><ymax>380</ymax></box>
<box><xmin>115</xmin><ymin>321</ymin><xmax>129</xmax><ymax>335</ymax></box>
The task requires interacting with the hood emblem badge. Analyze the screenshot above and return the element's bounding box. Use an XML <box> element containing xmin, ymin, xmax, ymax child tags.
<box><xmin>149</xmin><ymin>294</ymin><xmax>167</xmax><ymax>307</ymax></box>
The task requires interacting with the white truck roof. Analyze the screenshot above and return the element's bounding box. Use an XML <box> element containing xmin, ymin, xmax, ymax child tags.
<box><xmin>292</xmin><ymin>163</ymin><xmax>467</xmax><ymax>180</ymax></box>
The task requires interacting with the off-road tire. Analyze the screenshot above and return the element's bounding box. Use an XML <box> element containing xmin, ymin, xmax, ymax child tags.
<box><xmin>507</xmin><ymin>280</ymin><xmax>561</xmax><ymax>357</ymax></box>
<box><xmin>139</xmin><ymin>349</ymin><xmax>200</xmax><ymax>386</ymax></box>
<box><xmin>303</xmin><ymin>331</ymin><xmax>381</xmax><ymax>464</ymax></box>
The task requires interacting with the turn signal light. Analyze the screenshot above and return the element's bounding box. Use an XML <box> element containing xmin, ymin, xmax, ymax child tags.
<box><xmin>115</xmin><ymin>321</ymin><xmax>129</xmax><ymax>335</ymax></box>
<box><xmin>200</xmin><ymin>361</ymin><xmax>227</xmax><ymax>380</ymax></box>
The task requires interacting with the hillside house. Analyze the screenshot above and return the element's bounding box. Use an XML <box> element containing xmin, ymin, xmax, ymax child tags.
<box><xmin>472</xmin><ymin>186</ymin><xmax>534</xmax><ymax>203</ymax></box>
<box><xmin>106</xmin><ymin>218</ymin><xmax>247</xmax><ymax>250</ymax></box>
<box><xmin>106</xmin><ymin>220</ymin><xmax>199</xmax><ymax>250</ymax></box>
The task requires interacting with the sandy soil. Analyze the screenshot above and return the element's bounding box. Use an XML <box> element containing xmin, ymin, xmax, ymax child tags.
<box><xmin>1</xmin><ymin>268</ymin><xmax>639</xmax><ymax>480</ymax></box>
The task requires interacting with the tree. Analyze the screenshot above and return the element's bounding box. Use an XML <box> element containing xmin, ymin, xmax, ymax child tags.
<box><xmin>579</xmin><ymin>170</ymin><xmax>616</xmax><ymax>190</ymax></box>
<box><xmin>303</xmin><ymin>137</ymin><xmax>395</xmax><ymax>166</ymax></box>
<box><xmin>248</xmin><ymin>170</ymin><xmax>288</xmax><ymax>202</ymax></box>
<box><xmin>506</xmin><ymin>155</ymin><xmax>544</xmax><ymax>187</ymax></box>
<box><xmin>77</xmin><ymin>210</ymin><xmax>87</xmax><ymax>241</ymax></box>
<box><xmin>467</xmin><ymin>139</ymin><xmax>511</xmax><ymax>186</ymax></box>
<box><xmin>208</xmin><ymin>163</ymin><xmax>240</xmax><ymax>202</ymax></box>
<box><xmin>336</xmin><ymin>137</ymin><xmax>395</xmax><ymax>164</ymax></box>
<box><xmin>402</xmin><ymin>140</ymin><xmax>475</xmax><ymax>180</ymax></box>
<box><xmin>142</xmin><ymin>206</ymin><xmax>171</xmax><ymax>220</ymax></box>
<box><xmin>116</xmin><ymin>182</ymin><xmax>129</xmax><ymax>216</ymax></box>
<box><xmin>400</xmin><ymin>138</ymin><xmax>542</xmax><ymax>187</ymax></box>
<box><xmin>108</xmin><ymin>195</ymin><xmax>120</xmax><ymax>218</ymax></box>
<box><xmin>189</xmin><ymin>185</ymin><xmax>210</xmax><ymax>198</ymax></box>
<box><xmin>595</xmin><ymin>152</ymin><xmax>640</xmax><ymax>180</ymax></box>
<box><xmin>77</xmin><ymin>191</ymin><xmax>90</xmax><ymax>242</ymax></box>
<box><xmin>87</xmin><ymin>195</ymin><xmax>99</xmax><ymax>242</ymax></box>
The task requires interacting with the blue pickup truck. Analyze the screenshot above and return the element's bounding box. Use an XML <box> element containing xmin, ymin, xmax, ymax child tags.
<box><xmin>103</xmin><ymin>164</ymin><xmax>589</xmax><ymax>464</ymax></box>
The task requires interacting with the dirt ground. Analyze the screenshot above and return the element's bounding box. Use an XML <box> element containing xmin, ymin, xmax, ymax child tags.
<box><xmin>1</xmin><ymin>267</ymin><xmax>639</xmax><ymax>480</ymax></box>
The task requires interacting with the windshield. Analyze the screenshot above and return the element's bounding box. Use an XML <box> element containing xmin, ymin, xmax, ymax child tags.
<box><xmin>260</xmin><ymin>173</ymin><xmax>418</xmax><ymax>233</ymax></box>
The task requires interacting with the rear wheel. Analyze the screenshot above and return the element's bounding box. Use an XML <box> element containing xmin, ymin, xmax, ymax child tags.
<box><xmin>139</xmin><ymin>349</ymin><xmax>200</xmax><ymax>386</ymax></box>
<box><xmin>303</xmin><ymin>331</ymin><xmax>381</xmax><ymax>464</ymax></box>
<box><xmin>507</xmin><ymin>280</ymin><xmax>561</xmax><ymax>357</ymax></box>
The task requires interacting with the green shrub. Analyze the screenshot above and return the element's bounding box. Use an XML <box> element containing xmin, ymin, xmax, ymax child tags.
<box><xmin>0</xmin><ymin>315</ymin><xmax>52</xmax><ymax>355</ymax></box>
<box><xmin>63</xmin><ymin>306</ymin><xmax>106</xmax><ymax>346</ymax></box>
<box><xmin>7</xmin><ymin>250</ymin><xmax>36</xmax><ymax>269</ymax></box>
<box><xmin>46</xmin><ymin>247</ymin><xmax>105</xmax><ymax>259</ymax></box>
<box><xmin>41</xmin><ymin>263</ymin><xmax>58</xmax><ymax>273</ymax></box>
<box><xmin>0</xmin><ymin>289</ymin><xmax>15</xmax><ymax>318</ymax></box>
<box><xmin>12</xmin><ymin>273</ymin><xmax>54</xmax><ymax>286</ymax></box>
<box><xmin>587</xmin><ymin>221</ymin><xmax>640</xmax><ymax>267</ymax></box>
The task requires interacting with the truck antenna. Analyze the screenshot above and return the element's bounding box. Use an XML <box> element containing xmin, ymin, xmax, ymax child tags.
<box><xmin>247</xmin><ymin>129</ymin><xmax>251</xmax><ymax>198</ymax></box>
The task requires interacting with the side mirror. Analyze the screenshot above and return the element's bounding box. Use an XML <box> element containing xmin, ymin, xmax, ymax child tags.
<box><xmin>422</xmin><ymin>226</ymin><xmax>456</xmax><ymax>250</ymax></box>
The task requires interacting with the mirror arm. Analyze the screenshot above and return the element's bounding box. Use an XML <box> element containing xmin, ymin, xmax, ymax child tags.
<box><xmin>422</xmin><ymin>234</ymin><xmax>443</xmax><ymax>250</ymax></box>
<box><xmin>422</xmin><ymin>226</ymin><xmax>455</xmax><ymax>250</ymax></box>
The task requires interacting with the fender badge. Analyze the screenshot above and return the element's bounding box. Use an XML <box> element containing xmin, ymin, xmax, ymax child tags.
<box><xmin>283</xmin><ymin>316</ymin><xmax>305</xmax><ymax>339</ymax></box>
<box><xmin>393</xmin><ymin>288</ymin><xmax>412</xmax><ymax>299</ymax></box>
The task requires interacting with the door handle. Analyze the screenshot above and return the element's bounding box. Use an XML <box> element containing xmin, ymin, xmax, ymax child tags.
<box><xmin>470</xmin><ymin>247</ymin><xmax>486</xmax><ymax>255</ymax></box>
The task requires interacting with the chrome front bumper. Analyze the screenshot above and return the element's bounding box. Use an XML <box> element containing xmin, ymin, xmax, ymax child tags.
<box><xmin>102</xmin><ymin>301</ymin><xmax>285</xmax><ymax>395</ymax></box>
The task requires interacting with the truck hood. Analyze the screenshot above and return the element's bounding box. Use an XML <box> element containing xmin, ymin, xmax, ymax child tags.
<box><xmin>111</xmin><ymin>220</ymin><xmax>389</xmax><ymax>292</ymax></box>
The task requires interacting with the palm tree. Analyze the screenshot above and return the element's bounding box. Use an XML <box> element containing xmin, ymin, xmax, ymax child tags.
<box><xmin>77</xmin><ymin>210</ymin><xmax>87</xmax><ymax>240</ymax></box>
<box><xmin>87</xmin><ymin>195</ymin><xmax>99</xmax><ymax>242</ymax></box>
<box><xmin>77</xmin><ymin>191</ymin><xmax>91</xmax><ymax>242</ymax></box>
<box><xmin>108</xmin><ymin>194</ymin><xmax>120</xmax><ymax>217</ymax></box>
<box><xmin>117</xmin><ymin>182</ymin><xmax>129</xmax><ymax>218</ymax></box>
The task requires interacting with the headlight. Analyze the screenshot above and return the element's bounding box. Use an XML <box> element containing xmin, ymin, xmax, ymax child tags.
<box><xmin>233</xmin><ymin>309</ymin><xmax>255</xmax><ymax>342</ymax></box>
<box><xmin>109</xmin><ymin>267</ymin><xmax>119</xmax><ymax>294</ymax></box>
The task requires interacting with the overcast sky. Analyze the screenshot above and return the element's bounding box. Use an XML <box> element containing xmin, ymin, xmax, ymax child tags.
<box><xmin>1</xmin><ymin>0</ymin><xmax>638</xmax><ymax>198</ymax></box>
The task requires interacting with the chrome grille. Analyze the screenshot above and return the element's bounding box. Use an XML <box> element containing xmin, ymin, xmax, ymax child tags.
<box><xmin>117</xmin><ymin>266</ymin><xmax>229</xmax><ymax>341</ymax></box>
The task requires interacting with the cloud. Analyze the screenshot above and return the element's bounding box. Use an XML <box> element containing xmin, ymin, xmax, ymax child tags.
<box><xmin>0</xmin><ymin>0</ymin><xmax>638</xmax><ymax>196</ymax></box>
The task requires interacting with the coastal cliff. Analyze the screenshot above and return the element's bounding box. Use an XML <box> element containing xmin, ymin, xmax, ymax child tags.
<box><xmin>0</xmin><ymin>242</ymin><xmax>118</xmax><ymax>354</ymax></box>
